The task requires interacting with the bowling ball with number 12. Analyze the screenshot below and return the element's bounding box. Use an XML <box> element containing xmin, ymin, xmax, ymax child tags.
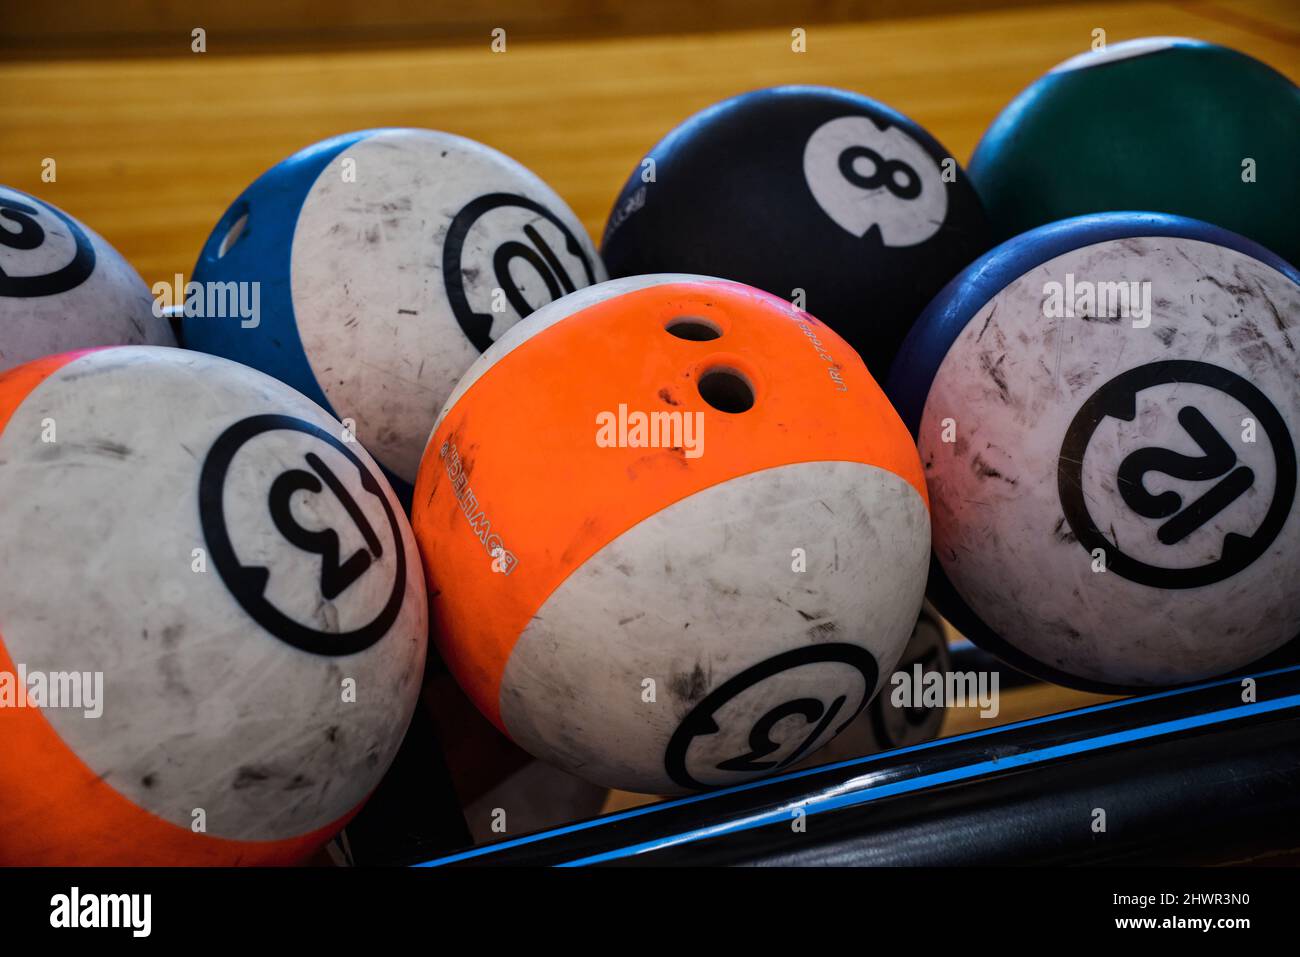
<box><xmin>887</xmin><ymin>212</ymin><xmax>1300</xmax><ymax>692</ymax></box>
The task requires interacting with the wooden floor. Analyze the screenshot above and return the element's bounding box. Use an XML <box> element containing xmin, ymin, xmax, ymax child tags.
<box><xmin>1</xmin><ymin>1</ymin><xmax>1296</xmax><ymax>285</ymax></box>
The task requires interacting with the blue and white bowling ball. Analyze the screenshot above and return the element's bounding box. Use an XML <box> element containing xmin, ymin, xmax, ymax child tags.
<box><xmin>887</xmin><ymin>212</ymin><xmax>1300</xmax><ymax>692</ymax></box>
<box><xmin>185</xmin><ymin>128</ymin><xmax>605</xmax><ymax>494</ymax></box>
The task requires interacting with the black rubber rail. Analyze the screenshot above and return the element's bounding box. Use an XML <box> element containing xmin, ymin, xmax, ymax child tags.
<box><xmin>415</xmin><ymin>663</ymin><xmax>1300</xmax><ymax>867</ymax></box>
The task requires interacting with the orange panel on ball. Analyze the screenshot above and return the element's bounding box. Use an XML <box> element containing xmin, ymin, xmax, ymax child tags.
<box><xmin>0</xmin><ymin>348</ymin><xmax>91</xmax><ymax>433</ymax></box>
<box><xmin>0</xmin><ymin>631</ymin><xmax>357</xmax><ymax>865</ymax></box>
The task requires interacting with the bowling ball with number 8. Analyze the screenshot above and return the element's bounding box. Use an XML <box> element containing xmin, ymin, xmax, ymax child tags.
<box><xmin>600</xmin><ymin>87</ymin><xmax>991</xmax><ymax>375</ymax></box>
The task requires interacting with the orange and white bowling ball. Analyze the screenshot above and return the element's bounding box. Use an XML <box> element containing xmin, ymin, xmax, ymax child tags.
<box><xmin>0</xmin><ymin>346</ymin><xmax>425</xmax><ymax>864</ymax></box>
<box><xmin>411</xmin><ymin>275</ymin><xmax>930</xmax><ymax>794</ymax></box>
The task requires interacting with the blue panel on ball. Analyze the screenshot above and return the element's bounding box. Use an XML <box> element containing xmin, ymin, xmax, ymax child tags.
<box><xmin>185</xmin><ymin>130</ymin><xmax>377</xmax><ymax>416</ymax></box>
<box><xmin>885</xmin><ymin>211</ymin><xmax>1300</xmax><ymax>438</ymax></box>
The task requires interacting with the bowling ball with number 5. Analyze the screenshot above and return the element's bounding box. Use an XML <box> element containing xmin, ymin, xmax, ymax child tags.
<box><xmin>0</xmin><ymin>185</ymin><xmax>175</xmax><ymax>372</ymax></box>
<box><xmin>886</xmin><ymin>212</ymin><xmax>1300</xmax><ymax>692</ymax></box>
<box><xmin>185</xmin><ymin>129</ymin><xmax>604</xmax><ymax>497</ymax></box>
<box><xmin>600</xmin><ymin>87</ymin><xmax>991</xmax><ymax>375</ymax></box>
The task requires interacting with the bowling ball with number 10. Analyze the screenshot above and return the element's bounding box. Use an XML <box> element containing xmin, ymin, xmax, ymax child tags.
<box><xmin>185</xmin><ymin>128</ymin><xmax>604</xmax><ymax>495</ymax></box>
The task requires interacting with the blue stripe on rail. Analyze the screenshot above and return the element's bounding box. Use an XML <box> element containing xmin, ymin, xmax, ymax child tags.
<box><xmin>414</xmin><ymin>663</ymin><xmax>1300</xmax><ymax>867</ymax></box>
<box><xmin>560</xmin><ymin>692</ymin><xmax>1300</xmax><ymax>866</ymax></box>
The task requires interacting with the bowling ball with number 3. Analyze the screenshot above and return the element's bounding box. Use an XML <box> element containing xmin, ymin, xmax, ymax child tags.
<box><xmin>185</xmin><ymin>128</ymin><xmax>604</xmax><ymax>496</ymax></box>
<box><xmin>600</xmin><ymin>86</ymin><xmax>991</xmax><ymax>375</ymax></box>
<box><xmin>0</xmin><ymin>346</ymin><xmax>426</xmax><ymax>864</ymax></box>
<box><xmin>887</xmin><ymin>212</ymin><xmax>1300</xmax><ymax>692</ymax></box>
<box><xmin>412</xmin><ymin>275</ymin><xmax>931</xmax><ymax>794</ymax></box>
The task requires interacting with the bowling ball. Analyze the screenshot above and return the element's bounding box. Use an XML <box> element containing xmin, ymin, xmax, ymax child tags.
<box><xmin>887</xmin><ymin>212</ymin><xmax>1300</xmax><ymax>692</ymax></box>
<box><xmin>0</xmin><ymin>185</ymin><xmax>174</xmax><ymax>371</ymax></box>
<box><xmin>789</xmin><ymin>603</ymin><xmax>952</xmax><ymax>769</ymax></box>
<box><xmin>184</xmin><ymin>128</ymin><xmax>604</xmax><ymax>495</ymax></box>
<box><xmin>600</xmin><ymin>86</ymin><xmax>991</xmax><ymax>376</ymax></box>
<box><xmin>867</xmin><ymin>603</ymin><xmax>951</xmax><ymax>750</ymax></box>
<box><xmin>969</xmin><ymin>37</ymin><xmax>1300</xmax><ymax>267</ymax></box>
<box><xmin>0</xmin><ymin>346</ymin><xmax>426</xmax><ymax>864</ymax></box>
<box><xmin>412</xmin><ymin>274</ymin><xmax>931</xmax><ymax>793</ymax></box>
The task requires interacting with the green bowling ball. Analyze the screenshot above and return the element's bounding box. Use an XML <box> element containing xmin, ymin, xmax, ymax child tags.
<box><xmin>969</xmin><ymin>37</ymin><xmax>1300</xmax><ymax>266</ymax></box>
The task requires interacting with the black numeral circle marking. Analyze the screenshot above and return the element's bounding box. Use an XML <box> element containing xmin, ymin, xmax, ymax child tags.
<box><xmin>0</xmin><ymin>195</ymin><xmax>96</xmax><ymax>298</ymax></box>
<box><xmin>838</xmin><ymin>146</ymin><xmax>921</xmax><ymax>199</ymax></box>
<box><xmin>199</xmin><ymin>414</ymin><xmax>407</xmax><ymax>655</ymax></box>
<box><xmin>1058</xmin><ymin>360</ymin><xmax>1296</xmax><ymax>589</ymax></box>
<box><xmin>665</xmin><ymin>643</ymin><xmax>878</xmax><ymax>791</ymax></box>
<box><xmin>442</xmin><ymin>193</ymin><xmax>597</xmax><ymax>353</ymax></box>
